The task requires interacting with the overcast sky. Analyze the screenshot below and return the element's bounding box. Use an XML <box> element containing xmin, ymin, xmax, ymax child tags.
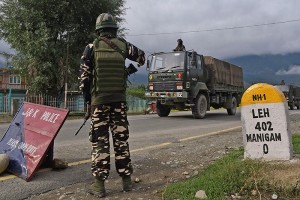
<box><xmin>1</xmin><ymin>0</ymin><xmax>300</xmax><ymax>63</ymax></box>
<box><xmin>123</xmin><ymin>0</ymin><xmax>300</xmax><ymax>59</ymax></box>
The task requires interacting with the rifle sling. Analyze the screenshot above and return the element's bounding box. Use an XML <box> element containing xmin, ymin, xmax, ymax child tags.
<box><xmin>100</xmin><ymin>37</ymin><xmax>125</xmax><ymax>58</ymax></box>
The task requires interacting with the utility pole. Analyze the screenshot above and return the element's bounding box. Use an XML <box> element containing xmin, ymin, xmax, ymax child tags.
<box><xmin>64</xmin><ymin>34</ymin><xmax>69</xmax><ymax>109</ymax></box>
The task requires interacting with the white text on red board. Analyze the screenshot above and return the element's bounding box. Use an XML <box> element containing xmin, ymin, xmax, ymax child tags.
<box><xmin>22</xmin><ymin>108</ymin><xmax>61</xmax><ymax>123</ymax></box>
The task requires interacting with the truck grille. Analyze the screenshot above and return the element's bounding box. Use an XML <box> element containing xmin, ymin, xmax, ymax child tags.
<box><xmin>157</xmin><ymin>75</ymin><xmax>172</xmax><ymax>79</ymax></box>
<box><xmin>154</xmin><ymin>82</ymin><xmax>176</xmax><ymax>91</ymax></box>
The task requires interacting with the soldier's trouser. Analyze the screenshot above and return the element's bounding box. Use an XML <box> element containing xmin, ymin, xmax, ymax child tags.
<box><xmin>89</xmin><ymin>102</ymin><xmax>133</xmax><ymax>180</ymax></box>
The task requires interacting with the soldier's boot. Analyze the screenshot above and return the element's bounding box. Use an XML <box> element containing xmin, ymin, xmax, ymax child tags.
<box><xmin>122</xmin><ymin>175</ymin><xmax>133</xmax><ymax>192</ymax></box>
<box><xmin>86</xmin><ymin>178</ymin><xmax>106</xmax><ymax>198</ymax></box>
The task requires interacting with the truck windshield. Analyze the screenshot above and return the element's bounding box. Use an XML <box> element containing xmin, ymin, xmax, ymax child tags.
<box><xmin>149</xmin><ymin>52</ymin><xmax>185</xmax><ymax>72</ymax></box>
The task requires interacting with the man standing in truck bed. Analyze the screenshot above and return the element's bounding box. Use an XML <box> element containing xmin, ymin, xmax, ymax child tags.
<box><xmin>173</xmin><ymin>39</ymin><xmax>186</xmax><ymax>51</ymax></box>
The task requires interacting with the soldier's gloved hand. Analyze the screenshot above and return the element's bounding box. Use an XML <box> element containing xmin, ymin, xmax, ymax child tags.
<box><xmin>84</xmin><ymin>111</ymin><xmax>90</xmax><ymax>121</ymax></box>
<box><xmin>136</xmin><ymin>52</ymin><xmax>145</xmax><ymax>66</ymax></box>
<box><xmin>84</xmin><ymin>104</ymin><xmax>91</xmax><ymax>120</ymax></box>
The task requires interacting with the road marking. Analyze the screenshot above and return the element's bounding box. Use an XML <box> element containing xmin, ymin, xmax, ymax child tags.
<box><xmin>179</xmin><ymin>126</ymin><xmax>241</xmax><ymax>142</ymax></box>
<box><xmin>0</xmin><ymin>174</ymin><xmax>15</xmax><ymax>181</ymax></box>
<box><xmin>0</xmin><ymin>167</ymin><xmax>53</xmax><ymax>181</ymax></box>
<box><xmin>0</xmin><ymin>126</ymin><xmax>241</xmax><ymax>181</ymax></box>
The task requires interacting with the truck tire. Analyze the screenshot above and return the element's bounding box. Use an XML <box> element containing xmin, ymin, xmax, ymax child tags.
<box><xmin>192</xmin><ymin>94</ymin><xmax>207</xmax><ymax>119</ymax></box>
<box><xmin>290</xmin><ymin>101</ymin><xmax>295</xmax><ymax>110</ymax></box>
<box><xmin>227</xmin><ymin>96</ymin><xmax>237</xmax><ymax>115</ymax></box>
<box><xmin>156</xmin><ymin>101</ymin><xmax>171</xmax><ymax>117</ymax></box>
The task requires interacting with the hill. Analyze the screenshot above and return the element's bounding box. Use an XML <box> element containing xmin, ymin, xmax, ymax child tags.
<box><xmin>226</xmin><ymin>53</ymin><xmax>300</xmax><ymax>86</ymax></box>
<box><xmin>128</xmin><ymin>73</ymin><xmax>148</xmax><ymax>86</ymax></box>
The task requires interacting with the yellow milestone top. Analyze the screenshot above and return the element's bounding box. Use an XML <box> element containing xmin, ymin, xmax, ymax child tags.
<box><xmin>241</xmin><ymin>83</ymin><xmax>286</xmax><ymax>106</ymax></box>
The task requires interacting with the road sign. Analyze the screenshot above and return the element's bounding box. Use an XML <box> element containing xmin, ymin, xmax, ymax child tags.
<box><xmin>241</xmin><ymin>83</ymin><xmax>293</xmax><ymax>160</ymax></box>
<box><xmin>0</xmin><ymin>102</ymin><xmax>69</xmax><ymax>181</ymax></box>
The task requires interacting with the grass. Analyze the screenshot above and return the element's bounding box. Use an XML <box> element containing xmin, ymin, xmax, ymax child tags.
<box><xmin>292</xmin><ymin>134</ymin><xmax>300</xmax><ymax>154</ymax></box>
<box><xmin>0</xmin><ymin>114</ymin><xmax>13</xmax><ymax>123</ymax></box>
<box><xmin>162</xmin><ymin>135</ymin><xmax>300</xmax><ymax>200</ymax></box>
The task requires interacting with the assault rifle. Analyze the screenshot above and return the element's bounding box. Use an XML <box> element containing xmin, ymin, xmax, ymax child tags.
<box><xmin>74</xmin><ymin>118</ymin><xmax>87</xmax><ymax>136</ymax></box>
<box><xmin>126</xmin><ymin>63</ymin><xmax>138</xmax><ymax>76</ymax></box>
<box><xmin>74</xmin><ymin>104</ymin><xmax>90</xmax><ymax>136</ymax></box>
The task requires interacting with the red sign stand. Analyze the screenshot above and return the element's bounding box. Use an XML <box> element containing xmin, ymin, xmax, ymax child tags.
<box><xmin>0</xmin><ymin>102</ymin><xmax>69</xmax><ymax>181</ymax></box>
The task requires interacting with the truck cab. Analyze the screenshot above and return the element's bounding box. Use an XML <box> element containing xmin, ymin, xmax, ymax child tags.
<box><xmin>145</xmin><ymin>51</ymin><xmax>206</xmax><ymax>113</ymax></box>
<box><xmin>274</xmin><ymin>84</ymin><xmax>300</xmax><ymax>110</ymax></box>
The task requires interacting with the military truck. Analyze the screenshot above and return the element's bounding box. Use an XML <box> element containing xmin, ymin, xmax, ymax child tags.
<box><xmin>144</xmin><ymin>51</ymin><xmax>244</xmax><ymax>119</ymax></box>
<box><xmin>274</xmin><ymin>84</ymin><xmax>300</xmax><ymax>110</ymax></box>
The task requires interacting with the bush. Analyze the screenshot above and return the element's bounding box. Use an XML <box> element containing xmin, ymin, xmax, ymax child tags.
<box><xmin>127</xmin><ymin>85</ymin><xmax>146</xmax><ymax>99</ymax></box>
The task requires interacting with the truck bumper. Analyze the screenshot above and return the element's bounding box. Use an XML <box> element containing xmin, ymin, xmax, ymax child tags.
<box><xmin>145</xmin><ymin>91</ymin><xmax>188</xmax><ymax>100</ymax></box>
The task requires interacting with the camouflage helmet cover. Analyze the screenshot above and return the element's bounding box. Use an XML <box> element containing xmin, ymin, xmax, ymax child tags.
<box><xmin>95</xmin><ymin>13</ymin><xmax>118</xmax><ymax>30</ymax></box>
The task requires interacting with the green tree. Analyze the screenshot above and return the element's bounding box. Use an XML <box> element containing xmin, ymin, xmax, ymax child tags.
<box><xmin>127</xmin><ymin>84</ymin><xmax>146</xmax><ymax>99</ymax></box>
<box><xmin>0</xmin><ymin>0</ymin><xmax>126</xmax><ymax>96</ymax></box>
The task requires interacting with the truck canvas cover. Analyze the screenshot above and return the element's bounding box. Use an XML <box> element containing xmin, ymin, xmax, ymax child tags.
<box><xmin>292</xmin><ymin>86</ymin><xmax>300</xmax><ymax>96</ymax></box>
<box><xmin>204</xmin><ymin>56</ymin><xmax>243</xmax><ymax>88</ymax></box>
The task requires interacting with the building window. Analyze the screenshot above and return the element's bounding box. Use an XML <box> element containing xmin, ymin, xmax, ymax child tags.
<box><xmin>9</xmin><ymin>75</ymin><xmax>21</xmax><ymax>84</ymax></box>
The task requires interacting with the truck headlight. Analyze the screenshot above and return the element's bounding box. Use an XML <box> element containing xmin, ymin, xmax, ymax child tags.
<box><xmin>176</xmin><ymin>82</ymin><xmax>183</xmax><ymax>90</ymax></box>
<box><xmin>149</xmin><ymin>83</ymin><xmax>154</xmax><ymax>90</ymax></box>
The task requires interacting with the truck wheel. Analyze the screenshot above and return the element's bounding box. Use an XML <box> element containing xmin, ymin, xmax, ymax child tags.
<box><xmin>227</xmin><ymin>96</ymin><xmax>237</xmax><ymax>115</ymax></box>
<box><xmin>192</xmin><ymin>94</ymin><xmax>207</xmax><ymax>119</ymax></box>
<box><xmin>290</xmin><ymin>101</ymin><xmax>295</xmax><ymax>110</ymax></box>
<box><xmin>156</xmin><ymin>101</ymin><xmax>171</xmax><ymax>117</ymax></box>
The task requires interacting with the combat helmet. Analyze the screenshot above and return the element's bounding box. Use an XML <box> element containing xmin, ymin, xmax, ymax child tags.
<box><xmin>95</xmin><ymin>13</ymin><xmax>118</xmax><ymax>31</ymax></box>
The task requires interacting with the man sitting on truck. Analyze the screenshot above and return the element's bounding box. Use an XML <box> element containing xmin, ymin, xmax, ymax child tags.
<box><xmin>173</xmin><ymin>39</ymin><xmax>186</xmax><ymax>51</ymax></box>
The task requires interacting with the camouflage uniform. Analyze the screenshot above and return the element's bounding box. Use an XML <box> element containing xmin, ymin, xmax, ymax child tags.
<box><xmin>79</xmin><ymin>16</ymin><xmax>145</xmax><ymax>182</ymax></box>
<box><xmin>90</xmin><ymin>103</ymin><xmax>131</xmax><ymax>180</ymax></box>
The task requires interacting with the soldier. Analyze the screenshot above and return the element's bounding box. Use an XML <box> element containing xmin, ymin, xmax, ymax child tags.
<box><xmin>79</xmin><ymin>13</ymin><xmax>145</xmax><ymax>197</ymax></box>
<box><xmin>173</xmin><ymin>38</ymin><xmax>186</xmax><ymax>51</ymax></box>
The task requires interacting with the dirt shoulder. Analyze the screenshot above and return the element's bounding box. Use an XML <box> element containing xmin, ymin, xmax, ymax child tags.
<box><xmin>27</xmin><ymin>114</ymin><xmax>300</xmax><ymax>200</ymax></box>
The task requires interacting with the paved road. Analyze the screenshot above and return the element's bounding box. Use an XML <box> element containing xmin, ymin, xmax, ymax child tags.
<box><xmin>0</xmin><ymin>109</ymin><xmax>299</xmax><ymax>200</ymax></box>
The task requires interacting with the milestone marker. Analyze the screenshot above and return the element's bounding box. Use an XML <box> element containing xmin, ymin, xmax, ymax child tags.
<box><xmin>241</xmin><ymin>83</ymin><xmax>293</xmax><ymax>160</ymax></box>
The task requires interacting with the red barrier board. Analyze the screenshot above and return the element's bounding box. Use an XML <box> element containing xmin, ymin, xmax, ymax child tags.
<box><xmin>0</xmin><ymin>102</ymin><xmax>69</xmax><ymax>181</ymax></box>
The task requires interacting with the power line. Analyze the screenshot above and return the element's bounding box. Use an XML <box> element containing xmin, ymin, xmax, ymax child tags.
<box><xmin>126</xmin><ymin>18</ymin><xmax>300</xmax><ymax>37</ymax></box>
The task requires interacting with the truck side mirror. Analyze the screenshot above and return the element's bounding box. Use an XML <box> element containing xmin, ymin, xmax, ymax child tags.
<box><xmin>146</xmin><ymin>60</ymin><xmax>150</xmax><ymax>71</ymax></box>
<box><xmin>191</xmin><ymin>52</ymin><xmax>197</xmax><ymax>66</ymax></box>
